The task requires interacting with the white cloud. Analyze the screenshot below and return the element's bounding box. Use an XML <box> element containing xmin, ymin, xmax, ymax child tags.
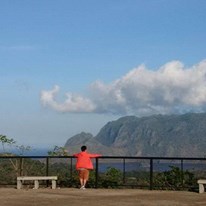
<box><xmin>40</xmin><ymin>85</ymin><xmax>96</xmax><ymax>113</ymax></box>
<box><xmin>40</xmin><ymin>60</ymin><xmax>206</xmax><ymax>116</ymax></box>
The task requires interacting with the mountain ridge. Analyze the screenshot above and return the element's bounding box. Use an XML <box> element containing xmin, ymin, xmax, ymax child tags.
<box><xmin>65</xmin><ymin>113</ymin><xmax>206</xmax><ymax>157</ymax></box>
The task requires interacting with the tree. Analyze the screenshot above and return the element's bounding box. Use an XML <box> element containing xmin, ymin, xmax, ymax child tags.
<box><xmin>0</xmin><ymin>135</ymin><xmax>16</xmax><ymax>154</ymax></box>
<box><xmin>100</xmin><ymin>167</ymin><xmax>123</xmax><ymax>188</ymax></box>
<box><xmin>154</xmin><ymin>166</ymin><xmax>195</xmax><ymax>190</ymax></box>
<box><xmin>16</xmin><ymin>145</ymin><xmax>32</xmax><ymax>156</ymax></box>
<box><xmin>48</xmin><ymin>145</ymin><xmax>68</xmax><ymax>156</ymax></box>
<box><xmin>0</xmin><ymin>134</ymin><xmax>32</xmax><ymax>176</ymax></box>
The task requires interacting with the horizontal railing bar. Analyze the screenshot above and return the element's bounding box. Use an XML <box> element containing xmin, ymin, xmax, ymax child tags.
<box><xmin>0</xmin><ymin>155</ymin><xmax>206</xmax><ymax>161</ymax></box>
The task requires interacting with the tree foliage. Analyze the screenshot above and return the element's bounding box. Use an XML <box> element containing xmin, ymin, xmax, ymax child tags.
<box><xmin>0</xmin><ymin>134</ymin><xmax>32</xmax><ymax>176</ymax></box>
<box><xmin>0</xmin><ymin>135</ymin><xmax>16</xmax><ymax>154</ymax></box>
<box><xmin>47</xmin><ymin>146</ymin><xmax>68</xmax><ymax>156</ymax></box>
<box><xmin>154</xmin><ymin>166</ymin><xmax>196</xmax><ymax>190</ymax></box>
<box><xmin>100</xmin><ymin>167</ymin><xmax>123</xmax><ymax>188</ymax></box>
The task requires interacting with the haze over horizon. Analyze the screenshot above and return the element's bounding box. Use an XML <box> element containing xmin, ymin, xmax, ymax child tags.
<box><xmin>1</xmin><ymin>0</ymin><xmax>206</xmax><ymax>149</ymax></box>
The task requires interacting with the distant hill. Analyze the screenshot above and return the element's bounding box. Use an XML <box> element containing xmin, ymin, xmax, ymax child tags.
<box><xmin>65</xmin><ymin>113</ymin><xmax>206</xmax><ymax>157</ymax></box>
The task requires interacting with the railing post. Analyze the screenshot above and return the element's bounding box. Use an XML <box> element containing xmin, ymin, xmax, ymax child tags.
<box><xmin>181</xmin><ymin>159</ymin><xmax>184</xmax><ymax>188</ymax></box>
<box><xmin>123</xmin><ymin>158</ymin><xmax>126</xmax><ymax>184</ymax></box>
<box><xmin>19</xmin><ymin>157</ymin><xmax>23</xmax><ymax>176</ymax></box>
<box><xmin>150</xmin><ymin>158</ymin><xmax>153</xmax><ymax>190</ymax></box>
<box><xmin>46</xmin><ymin>157</ymin><xmax>49</xmax><ymax>187</ymax></box>
<box><xmin>70</xmin><ymin>157</ymin><xmax>73</xmax><ymax>179</ymax></box>
<box><xmin>95</xmin><ymin>158</ymin><xmax>99</xmax><ymax>188</ymax></box>
<box><xmin>46</xmin><ymin>157</ymin><xmax>49</xmax><ymax>176</ymax></box>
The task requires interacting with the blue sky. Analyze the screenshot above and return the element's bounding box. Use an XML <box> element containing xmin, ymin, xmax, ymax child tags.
<box><xmin>1</xmin><ymin>0</ymin><xmax>206</xmax><ymax>150</ymax></box>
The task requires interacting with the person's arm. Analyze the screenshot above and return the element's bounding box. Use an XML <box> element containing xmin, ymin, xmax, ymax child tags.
<box><xmin>89</xmin><ymin>153</ymin><xmax>102</xmax><ymax>158</ymax></box>
<box><xmin>73</xmin><ymin>153</ymin><xmax>79</xmax><ymax>157</ymax></box>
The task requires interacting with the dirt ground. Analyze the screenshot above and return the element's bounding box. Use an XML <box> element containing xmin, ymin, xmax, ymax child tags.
<box><xmin>0</xmin><ymin>188</ymin><xmax>206</xmax><ymax>206</ymax></box>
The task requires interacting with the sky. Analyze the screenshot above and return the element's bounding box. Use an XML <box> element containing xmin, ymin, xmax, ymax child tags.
<box><xmin>1</xmin><ymin>0</ymin><xmax>206</xmax><ymax>150</ymax></box>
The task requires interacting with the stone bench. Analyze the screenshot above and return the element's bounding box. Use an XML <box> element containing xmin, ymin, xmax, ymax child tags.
<box><xmin>17</xmin><ymin>176</ymin><xmax>58</xmax><ymax>189</ymax></box>
<box><xmin>197</xmin><ymin>179</ymin><xmax>206</xmax><ymax>193</ymax></box>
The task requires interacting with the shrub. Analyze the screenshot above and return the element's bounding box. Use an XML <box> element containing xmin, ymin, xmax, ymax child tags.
<box><xmin>154</xmin><ymin>166</ymin><xmax>196</xmax><ymax>190</ymax></box>
<box><xmin>100</xmin><ymin>167</ymin><xmax>122</xmax><ymax>188</ymax></box>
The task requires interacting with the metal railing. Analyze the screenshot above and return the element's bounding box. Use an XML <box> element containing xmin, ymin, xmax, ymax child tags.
<box><xmin>0</xmin><ymin>155</ymin><xmax>206</xmax><ymax>190</ymax></box>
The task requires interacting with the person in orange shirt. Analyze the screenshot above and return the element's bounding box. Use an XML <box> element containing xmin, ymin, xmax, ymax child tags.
<box><xmin>73</xmin><ymin>145</ymin><xmax>102</xmax><ymax>189</ymax></box>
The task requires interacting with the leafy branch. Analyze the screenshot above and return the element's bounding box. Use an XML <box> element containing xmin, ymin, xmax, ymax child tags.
<box><xmin>48</xmin><ymin>145</ymin><xmax>68</xmax><ymax>156</ymax></box>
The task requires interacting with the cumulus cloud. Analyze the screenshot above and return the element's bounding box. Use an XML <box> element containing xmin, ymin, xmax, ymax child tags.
<box><xmin>40</xmin><ymin>85</ymin><xmax>96</xmax><ymax>113</ymax></box>
<box><xmin>40</xmin><ymin>60</ymin><xmax>206</xmax><ymax>116</ymax></box>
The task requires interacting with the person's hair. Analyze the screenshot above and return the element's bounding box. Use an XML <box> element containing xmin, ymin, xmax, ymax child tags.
<box><xmin>81</xmin><ymin>145</ymin><xmax>87</xmax><ymax>152</ymax></box>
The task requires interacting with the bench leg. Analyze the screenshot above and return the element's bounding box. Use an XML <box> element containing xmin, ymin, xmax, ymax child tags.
<box><xmin>199</xmin><ymin>184</ymin><xmax>204</xmax><ymax>193</ymax></box>
<box><xmin>17</xmin><ymin>180</ymin><xmax>22</xmax><ymax>189</ymax></box>
<box><xmin>52</xmin><ymin>180</ymin><xmax>56</xmax><ymax>189</ymax></box>
<box><xmin>34</xmin><ymin>180</ymin><xmax>39</xmax><ymax>189</ymax></box>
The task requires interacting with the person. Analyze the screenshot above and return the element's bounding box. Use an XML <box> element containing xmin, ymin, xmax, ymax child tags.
<box><xmin>73</xmin><ymin>145</ymin><xmax>102</xmax><ymax>189</ymax></box>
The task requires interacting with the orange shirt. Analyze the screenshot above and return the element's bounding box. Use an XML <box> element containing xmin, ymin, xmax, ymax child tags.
<box><xmin>73</xmin><ymin>151</ymin><xmax>101</xmax><ymax>170</ymax></box>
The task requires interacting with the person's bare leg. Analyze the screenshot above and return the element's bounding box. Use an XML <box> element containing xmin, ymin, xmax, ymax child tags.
<box><xmin>83</xmin><ymin>179</ymin><xmax>87</xmax><ymax>187</ymax></box>
<box><xmin>80</xmin><ymin>178</ymin><xmax>84</xmax><ymax>187</ymax></box>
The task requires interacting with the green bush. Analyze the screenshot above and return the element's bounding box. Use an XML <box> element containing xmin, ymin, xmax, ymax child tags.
<box><xmin>154</xmin><ymin>166</ymin><xmax>196</xmax><ymax>190</ymax></box>
<box><xmin>100</xmin><ymin>167</ymin><xmax>123</xmax><ymax>188</ymax></box>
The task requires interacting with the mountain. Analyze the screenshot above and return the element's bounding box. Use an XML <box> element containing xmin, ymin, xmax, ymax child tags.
<box><xmin>64</xmin><ymin>113</ymin><xmax>206</xmax><ymax>157</ymax></box>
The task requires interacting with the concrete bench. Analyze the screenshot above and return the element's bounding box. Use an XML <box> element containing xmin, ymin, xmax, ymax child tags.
<box><xmin>197</xmin><ymin>179</ymin><xmax>206</xmax><ymax>193</ymax></box>
<box><xmin>17</xmin><ymin>176</ymin><xmax>58</xmax><ymax>189</ymax></box>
